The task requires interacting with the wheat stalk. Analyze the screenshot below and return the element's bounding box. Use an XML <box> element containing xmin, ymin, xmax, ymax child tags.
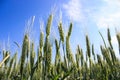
<box><xmin>0</xmin><ymin>54</ymin><xmax>10</xmax><ymax>67</ymax></box>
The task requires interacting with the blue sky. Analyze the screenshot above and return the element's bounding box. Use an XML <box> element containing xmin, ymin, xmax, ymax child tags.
<box><xmin>0</xmin><ymin>0</ymin><xmax>120</xmax><ymax>60</ymax></box>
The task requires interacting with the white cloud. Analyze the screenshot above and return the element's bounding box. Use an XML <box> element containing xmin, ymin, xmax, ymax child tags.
<box><xmin>63</xmin><ymin>0</ymin><xmax>84</xmax><ymax>22</ymax></box>
<box><xmin>62</xmin><ymin>0</ymin><xmax>120</xmax><ymax>29</ymax></box>
<box><xmin>93</xmin><ymin>0</ymin><xmax>120</xmax><ymax>28</ymax></box>
<box><xmin>104</xmin><ymin>0</ymin><xmax>120</xmax><ymax>5</ymax></box>
<box><xmin>96</xmin><ymin>13</ymin><xmax>120</xmax><ymax>28</ymax></box>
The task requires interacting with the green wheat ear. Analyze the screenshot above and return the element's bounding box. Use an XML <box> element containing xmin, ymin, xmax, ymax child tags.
<box><xmin>58</xmin><ymin>22</ymin><xmax>64</xmax><ymax>43</ymax></box>
<box><xmin>86</xmin><ymin>35</ymin><xmax>91</xmax><ymax>58</ymax></box>
<box><xmin>67</xmin><ymin>22</ymin><xmax>72</xmax><ymax>37</ymax></box>
<box><xmin>36</xmin><ymin>32</ymin><xmax>44</xmax><ymax>68</ymax></box>
<box><xmin>116</xmin><ymin>31</ymin><xmax>120</xmax><ymax>55</ymax></box>
<box><xmin>47</xmin><ymin>43</ymin><xmax>52</xmax><ymax>73</ymax></box>
<box><xmin>97</xmin><ymin>54</ymin><xmax>103</xmax><ymax>67</ymax></box>
<box><xmin>100</xmin><ymin>46</ymin><xmax>112</xmax><ymax>67</ymax></box>
<box><xmin>107</xmin><ymin>28</ymin><xmax>111</xmax><ymax>42</ymax></box>
<box><xmin>20</xmin><ymin>34</ymin><xmax>29</xmax><ymax>78</ymax></box>
<box><xmin>77</xmin><ymin>45</ymin><xmax>84</xmax><ymax>67</ymax></box>
<box><xmin>30</xmin><ymin>42</ymin><xmax>35</xmax><ymax>79</ymax></box>
<box><xmin>107</xmin><ymin>28</ymin><xmax>116</xmax><ymax>65</ymax></box>
<box><xmin>30</xmin><ymin>43</ymin><xmax>35</xmax><ymax>71</ymax></box>
<box><xmin>107</xmin><ymin>28</ymin><xmax>113</xmax><ymax>49</ymax></box>
<box><xmin>66</xmin><ymin>23</ymin><xmax>74</xmax><ymax>66</ymax></box>
<box><xmin>1</xmin><ymin>13</ymin><xmax>120</xmax><ymax>80</ymax></box>
<box><xmin>46</xmin><ymin>14</ymin><xmax>53</xmax><ymax>36</ymax></box>
<box><xmin>40</xmin><ymin>32</ymin><xmax>44</xmax><ymax>50</ymax></box>
<box><xmin>92</xmin><ymin>44</ymin><xmax>96</xmax><ymax>61</ymax></box>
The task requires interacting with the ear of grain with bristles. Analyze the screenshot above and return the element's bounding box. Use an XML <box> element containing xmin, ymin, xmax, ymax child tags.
<box><xmin>43</xmin><ymin>35</ymin><xmax>51</xmax><ymax>79</ymax></box>
<box><xmin>40</xmin><ymin>32</ymin><xmax>44</xmax><ymax>50</ymax></box>
<box><xmin>92</xmin><ymin>44</ymin><xmax>96</xmax><ymax>61</ymax></box>
<box><xmin>80</xmin><ymin>49</ymin><xmax>84</xmax><ymax>67</ymax></box>
<box><xmin>20</xmin><ymin>34</ymin><xmax>29</xmax><ymax>78</ymax></box>
<box><xmin>77</xmin><ymin>46</ymin><xmax>84</xmax><ymax>64</ymax></box>
<box><xmin>27</xmin><ymin>38</ymin><xmax>30</xmax><ymax>59</ymax></box>
<box><xmin>2</xmin><ymin>50</ymin><xmax>5</xmax><ymax>60</ymax></box>
<box><xmin>43</xmin><ymin>36</ymin><xmax>48</xmax><ymax>70</ymax></box>
<box><xmin>108</xmin><ymin>47</ymin><xmax>116</xmax><ymax>65</ymax></box>
<box><xmin>107</xmin><ymin>28</ymin><xmax>111</xmax><ymax>42</ymax></box>
<box><xmin>66</xmin><ymin>23</ymin><xmax>73</xmax><ymax>66</ymax></box>
<box><xmin>75</xmin><ymin>51</ymin><xmax>80</xmax><ymax>68</ymax></box>
<box><xmin>69</xmin><ymin>52</ymin><xmax>74</xmax><ymax>64</ymax></box>
<box><xmin>116</xmin><ymin>32</ymin><xmax>120</xmax><ymax>55</ymax></box>
<box><xmin>100</xmin><ymin>46</ymin><xmax>112</xmax><ymax>67</ymax></box>
<box><xmin>97</xmin><ymin>54</ymin><xmax>103</xmax><ymax>68</ymax></box>
<box><xmin>38</xmin><ymin>32</ymin><xmax>44</xmax><ymax>65</ymax></box>
<box><xmin>30</xmin><ymin>43</ymin><xmax>37</xmax><ymax>79</ymax></box>
<box><xmin>46</xmin><ymin>14</ymin><xmax>53</xmax><ymax>36</ymax></box>
<box><xmin>30</xmin><ymin>43</ymin><xmax>35</xmax><ymax>71</ymax></box>
<box><xmin>36</xmin><ymin>47</ymin><xmax>42</xmax><ymax>79</ymax></box>
<box><xmin>46</xmin><ymin>43</ymin><xmax>52</xmax><ymax>74</ymax></box>
<box><xmin>77</xmin><ymin>45</ymin><xmax>82</xmax><ymax>56</ymax></box>
<box><xmin>66</xmin><ymin>36</ymin><xmax>73</xmax><ymax>65</ymax></box>
<box><xmin>86</xmin><ymin>51</ymin><xmax>88</xmax><ymax>62</ymax></box>
<box><xmin>35</xmin><ymin>32</ymin><xmax>44</xmax><ymax>76</ymax></box>
<box><xmin>86</xmin><ymin>35</ymin><xmax>91</xmax><ymax>58</ymax></box>
<box><xmin>107</xmin><ymin>28</ymin><xmax>113</xmax><ymax>49</ymax></box>
<box><xmin>107</xmin><ymin>28</ymin><xmax>116</xmax><ymax>64</ymax></box>
<box><xmin>13</xmin><ymin>52</ymin><xmax>17</xmax><ymax>71</ymax></box>
<box><xmin>67</xmin><ymin>23</ymin><xmax>73</xmax><ymax>37</ymax></box>
<box><xmin>58</xmin><ymin>22</ymin><xmax>64</xmax><ymax>43</ymax></box>
<box><xmin>43</xmin><ymin>14</ymin><xmax>53</xmax><ymax>79</ymax></box>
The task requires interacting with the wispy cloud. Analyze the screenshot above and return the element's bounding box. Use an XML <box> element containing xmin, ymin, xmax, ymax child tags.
<box><xmin>62</xmin><ymin>0</ymin><xmax>120</xmax><ymax>29</ymax></box>
<box><xmin>92</xmin><ymin>0</ymin><xmax>120</xmax><ymax>28</ymax></box>
<box><xmin>63</xmin><ymin>0</ymin><xmax>84</xmax><ymax>23</ymax></box>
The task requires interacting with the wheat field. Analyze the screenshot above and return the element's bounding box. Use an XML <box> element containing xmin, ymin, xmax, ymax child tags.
<box><xmin>0</xmin><ymin>14</ymin><xmax>120</xmax><ymax>80</ymax></box>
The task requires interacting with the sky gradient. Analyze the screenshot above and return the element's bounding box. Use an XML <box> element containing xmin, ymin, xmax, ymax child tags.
<box><xmin>0</xmin><ymin>0</ymin><xmax>120</xmax><ymax>60</ymax></box>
